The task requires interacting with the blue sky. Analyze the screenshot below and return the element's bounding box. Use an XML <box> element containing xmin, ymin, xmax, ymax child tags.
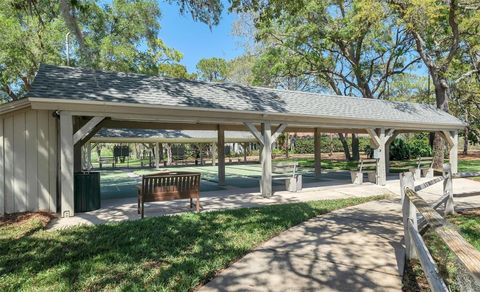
<box><xmin>158</xmin><ymin>2</ymin><xmax>244</xmax><ymax>73</ymax></box>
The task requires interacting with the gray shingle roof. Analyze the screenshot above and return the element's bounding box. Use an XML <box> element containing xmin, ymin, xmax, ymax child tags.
<box><xmin>27</xmin><ymin>64</ymin><xmax>464</xmax><ymax>127</ymax></box>
<box><xmin>94</xmin><ymin>129</ymin><xmax>255</xmax><ymax>142</ymax></box>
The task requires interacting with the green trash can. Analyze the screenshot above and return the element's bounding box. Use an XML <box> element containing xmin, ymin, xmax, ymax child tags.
<box><xmin>74</xmin><ymin>172</ymin><xmax>101</xmax><ymax>213</ymax></box>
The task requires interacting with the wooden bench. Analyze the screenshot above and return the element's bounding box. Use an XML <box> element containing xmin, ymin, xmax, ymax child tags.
<box><xmin>410</xmin><ymin>157</ymin><xmax>434</xmax><ymax>179</ymax></box>
<box><xmin>350</xmin><ymin>159</ymin><xmax>378</xmax><ymax>184</ymax></box>
<box><xmin>98</xmin><ymin>156</ymin><xmax>114</xmax><ymax>169</ymax></box>
<box><xmin>271</xmin><ymin>162</ymin><xmax>302</xmax><ymax>192</ymax></box>
<box><xmin>137</xmin><ymin>172</ymin><xmax>201</xmax><ymax>218</ymax></box>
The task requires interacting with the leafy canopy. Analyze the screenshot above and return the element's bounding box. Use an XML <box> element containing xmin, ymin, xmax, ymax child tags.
<box><xmin>0</xmin><ymin>0</ymin><xmax>223</xmax><ymax>102</ymax></box>
<box><xmin>196</xmin><ymin>57</ymin><xmax>228</xmax><ymax>82</ymax></box>
<box><xmin>231</xmin><ymin>0</ymin><xmax>419</xmax><ymax>98</ymax></box>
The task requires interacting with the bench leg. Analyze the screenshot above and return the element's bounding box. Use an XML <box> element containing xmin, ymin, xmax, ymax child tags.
<box><xmin>141</xmin><ymin>200</ymin><xmax>144</xmax><ymax>219</ymax></box>
<box><xmin>190</xmin><ymin>198</ymin><xmax>193</xmax><ymax>208</ymax></box>
<box><xmin>196</xmin><ymin>197</ymin><xmax>200</xmax><ymax>212</ymax></box>
<box><xmin>137</xmin><ymin>194</ymin><xmax>140</xmax><ymax>214</ymax></box>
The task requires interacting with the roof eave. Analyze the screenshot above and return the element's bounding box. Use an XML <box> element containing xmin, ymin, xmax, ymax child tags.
<box><xmin>0</xmin><ymin>98</ymin><xmax>32</xmax><ymax>116</ymax></box>
<box><xmin>27</xmin><ymin>97</ymin><xmax>466</xmax><ymax>131</ymax></box>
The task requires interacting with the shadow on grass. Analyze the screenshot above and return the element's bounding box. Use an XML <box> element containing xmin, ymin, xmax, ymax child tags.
<box><xmin>0</xmin><ymin>197</ymin><xmax>384</xmax><ymax>291</ymax></box>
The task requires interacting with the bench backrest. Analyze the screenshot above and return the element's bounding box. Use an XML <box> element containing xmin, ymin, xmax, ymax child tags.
<box><xmin>416</xmin><ymin>157</ymin><xmax>434</xmax><ymax>169</ymax></box>
<box><xmin>99</xmin><ymin>156</ymin><xmax>114</xmax><ymax>162</ymax></box>
<box><xmin>141</xmin><ymin>172</ymin><xmax>200</xmax><ymax>202</ymax></box>
<box><xmin>272</xmin><ymin>162</ymin><xmax>298</xmax><ymax>176</ymax></box>
<box><xmin>358</xmin><ymin>159</ymin><xmax>378</xmax><ymax>172</ymax></box>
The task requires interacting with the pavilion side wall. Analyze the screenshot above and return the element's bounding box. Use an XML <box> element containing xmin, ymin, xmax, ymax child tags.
<box><xmin>0</xmin><ymin>109</ymin><xmax>58</xmax><ymax>216</ymax></box>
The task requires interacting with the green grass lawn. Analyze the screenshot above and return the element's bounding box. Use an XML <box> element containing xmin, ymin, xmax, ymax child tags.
<box><xmin>404</xmin><ymin>209</ymin><xmax>480</xmax><ymax>291</ymax></box>
<box><xmin>0</xmin><ymin>195</ymin><xmax>385</xmax><ymax>291</ymax></box>
<box><xmin>458</xmin><ymin>160</ymin><xmax>480</xmax><ymax>182</ymax></box>
<box><xmin>296</xmin><ymin>157</ymin><xmax>480</xmax><ymax>175</ymax></box>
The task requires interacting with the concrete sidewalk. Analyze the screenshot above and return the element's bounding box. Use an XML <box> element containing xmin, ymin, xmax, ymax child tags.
<box><xmin>201</xmin><ymin>199</ymin><xmax>405</xmax><ymax>292</ymax></box>
<box><xmin>48</xmin><ymin>180</ymin><xmax>386</xmax><ymax>230</ymax></box>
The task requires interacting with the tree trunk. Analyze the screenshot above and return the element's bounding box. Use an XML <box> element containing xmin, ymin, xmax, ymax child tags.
<box><xmin>433</xmin><ymin>132</ymin><xmax>445</xmax><ymax>168</ymax></box>
<box><xmin>432</xmin><ymin>78</ymin><xmax>449</xmax><ymax>169</ymax></box>
<box><xmin>96</xmin><ymin>143</ymin><xmax>101</xmax><ymax>158</ymax></box>
<box><xmin>164</xmin><ymin>143</ymin><xmax>173</xmax><ymax>165</ymax></box>
<box><xmin>429</xmin><ymin>132</ymin><xmax>435</xmax><ymax>149</ymax></box>
<box><xmin>338</xmin><ymin>133</ymin><xmax>352</xmax><ymax>161</ymax></box>
<box><xmin>351</xmin><ymin>133</ymin><xmax>360</xmax><ymax>161</ymax></box>
<box><xmin>60</xmin><ymin>0</ymin><xmax>87</xmax><ymax>60</ymax></box>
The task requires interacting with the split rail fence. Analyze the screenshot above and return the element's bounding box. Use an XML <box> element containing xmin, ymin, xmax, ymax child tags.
<box><xmin>400</xmin><ymin>163</ymin><xmax>480</xmax><ymax>291</ymax></box>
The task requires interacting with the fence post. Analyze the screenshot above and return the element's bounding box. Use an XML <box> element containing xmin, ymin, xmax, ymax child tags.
<box><xmin>400</xmin><ymin>172</ymin><xmax>405</xmax><ymax>206</ymax></box>
<box><xmin>443</xmin><ymin>163</ymin><xmax>455</xmax><ymax>215</ymax></box>
<box><xmin>402</xmin><ymin>172</ymin><xmax>418</xmax><ymax>260</ymax></box>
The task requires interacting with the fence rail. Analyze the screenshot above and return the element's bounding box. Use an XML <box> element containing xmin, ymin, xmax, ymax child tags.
<box><xmin>453</xmin><ymin>172</ymin><xmax>480</xmax><ymax>178</ymax></box>
<box><xmin>401</xmin><ymin>163</ymin><xmax>480</xmax><ymax>291</ymax></box>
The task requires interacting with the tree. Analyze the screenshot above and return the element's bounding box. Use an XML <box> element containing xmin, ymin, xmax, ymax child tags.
<box><xmin>231</xmin><ymin>0</ymin><xmax>420</xmax><ymax>160</ymax></box>
<box><xmin>196</xmin><ymin>57</ymin><xmax>228</xmax><ymax>82</ymax></box>
<box><xmin>0</xmin><ymin>1</ymin><xmax>65</xmax><ymax>101</ymax></box>
<box><xmin>390</xmin><ymin>0</ymin><xmax>479</xmax><ymax>167</ymax></box>
<box><xmin>225</xmin><ymin>54</ymin><xmax>256</xmax><ymax>86</ymax></box>
<box><xmin>0</xmin><ymin>0</ymin><xmax>223</xmax><ymax>102</ymax></box>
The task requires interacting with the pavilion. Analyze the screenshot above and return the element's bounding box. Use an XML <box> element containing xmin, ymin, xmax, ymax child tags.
<box><xmin>0</xmin><ymin>64</ymin><xmax>465</xmax><ymax>217</ymax></box>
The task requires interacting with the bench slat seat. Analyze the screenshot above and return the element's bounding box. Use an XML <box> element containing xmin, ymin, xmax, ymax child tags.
<box><xmin>351</xmin><ymin>158</ymin><xmax>378</xmax><ymax>184</ymax></box>
<box><xmin>138</xmin><ymin>171</ymin><xmax>201</xmax><ymax>218</ymax></box>
<box><xmin>410</xmin><ymin>157</ymin><xmax>434</xmax><ymax>179</ymax></box>
<box><xmin>98</xmin><ymin>156</ymin><xmax>115</xmax><ymax>168</ymax></box>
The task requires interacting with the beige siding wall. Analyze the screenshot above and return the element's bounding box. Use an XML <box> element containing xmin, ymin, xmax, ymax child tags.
<box><xmin>0</xmin><ymin>109</ymin><xmax>57</xmax><ymax>215</ymax></box>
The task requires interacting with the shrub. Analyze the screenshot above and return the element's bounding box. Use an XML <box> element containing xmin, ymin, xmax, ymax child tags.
<box><xmin>290</xmin><ymin>136</ymin><xmax>370</xmax><ymax>154</ymax></box>
<box><xmin>292</xmin><ymin>137</ymin><xmax>314</xmax><ymax>154</ymax></box>
<box><xmin>364</xmin><ymin>144</ymin><xmax>374</xmax><ymax>159</ymax></box>
<box><xmin>389</xmin><ymin>138</ymin><xmax>410</xmax><ymax>160</ymax></box>
<box><xmin>389</xmin><ymin>135</ymin><xmax>432</xmax><ymax>161</ymax></box>
<box><xmin>407</xmin><ymin>135</ymin><xmax>432</xmax><ymax>158</ymax></box>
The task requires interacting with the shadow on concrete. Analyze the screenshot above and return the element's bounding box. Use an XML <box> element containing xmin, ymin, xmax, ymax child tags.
<box><xmin>201</xmin><ymin>199</ymin><xmax>404</xmax><ymax>291</ymax></box>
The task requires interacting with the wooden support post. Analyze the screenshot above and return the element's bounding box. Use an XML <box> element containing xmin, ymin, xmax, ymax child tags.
<box><xmin>86</xmin><ymin>142</ymin><xmax>92</xmax><ymax>170</ymax></box>
<box><xmin>245</xmin><ymin>122</ymin><xmax>286</xmax><ymax>196</ymax></box>
<box><xmin>379</xmin><ymin>129</ymin><xmax>391</xmax><ymax>185</ymax></box>
<box><xmin>367</xmin><ymin>128</ymin><xmax>395</xmax><ymax>185</ymax></box>
<box><xmin>80</xmin><ymin>144</ymin><xmax>87</xmax><ymax>170</ymax></box>
<box><xmin>218</xmin><ymin>125</ymin><xmax>225</xmax><ymax>186</ymax></box>
<box><xmin>385</xmin><ymin>132</ymin><xmax>397</xmax><ymax>174</ymax></box>
<box><xmin>400</xmin><ymin>172</ymin><xmax>406</xmax><ymax>206</ymax></box>
<box><xmin>154</xmin><ymin>142</ymin><xmax>160</xmax><ymax>168</ymax></box>
<box><xmin>60</xmin><ymin>112</ymin><xmax>74</xmax><ymax>218</ymax></box>
<box><xmin>0</xmin><ymin>118</ymin><xmax>4</xmax><ymax>216</ymax></box>
<box><xmin>443</xmin><ymin>163</ymin><xmax>455</xmax><ymax>215</ymax></box>
<box><xmin>211</xmin><ymin>143</ymin><xmax>217</xmax><ymax>166</ymax></box>
<box><xmin>261</xmin><ymin>122</ymin><xmax>273</xmax><ymax>196</ymax></box>
<box><xmin>401</xmin><ymin>172</ymin><xmax>417</xmax><ymax>260</ymax></box>
<box><xmin>243</xmin><ymin>143</ymin><xmax>248</xmax><ymax>162</ymax></box>
<box><xmin>314</xmin><ymin>128</ymin><xmax>321</xmax><ymax>178</ymax></box>
<box><xmin>259</xmin><ymin>123</ymin><xmax>265</xmax><ymax>163</ymax></box>
<box><xmin>199</xmin><ymin>144</ymin><xmax>204</xmax><ymax>165</ymax></box>
<box><xmin>158</xmin><ymin>142</ymin><xmax>163</xmax><ymax>163</ymax></box>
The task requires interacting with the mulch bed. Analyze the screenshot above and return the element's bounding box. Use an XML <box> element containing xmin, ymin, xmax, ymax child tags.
<box><xmin>0</xmin><ymin>212</ymin><xmax>54</xmax><ymax>228</ymax></box>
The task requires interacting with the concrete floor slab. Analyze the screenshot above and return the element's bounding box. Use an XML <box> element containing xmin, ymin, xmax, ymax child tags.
<box><xmin>47</xmin><ymin>177</ymin><xmax>388</xmax><ymax>230</ymax></box>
